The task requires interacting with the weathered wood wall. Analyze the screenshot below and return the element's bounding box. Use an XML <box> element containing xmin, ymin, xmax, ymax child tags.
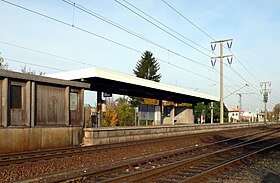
<box><xmin>37</xmin><ymin>84</ymin><xmax>66</xmax><ymax>126</ymax></box>
<box><xmin>0</xmin><ymin>70</ymin><xmax>90</xmax><ymax>153</ymax></box>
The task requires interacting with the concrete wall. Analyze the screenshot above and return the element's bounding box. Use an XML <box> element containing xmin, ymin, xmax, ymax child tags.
<box><xmin>174</xmin><ymin>107</ymin><xmax>194</xmax><ymax>124</ymax></box>
<box><xmin>82</xmin><ymin>122</ymin><xmax>273</xmax><ymax>146</ymax></box>
<box><xmin>163</xmin><ymin>106</ymin><xmax>175</xmax><ymax>125</ymax></box>
<box><xmin>0</xmin><ymin>127</ymin><xmax>83</xmax><ymax>153</ymax></box>
<box><xmin>163</xmin><ymin>106</ymin><xmax>194</xmax><ymax>125</ymax></box>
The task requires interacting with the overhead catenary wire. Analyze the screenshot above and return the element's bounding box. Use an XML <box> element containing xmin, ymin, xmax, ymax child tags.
<box><xmin>63</xmin><ymin>0</ymin><xmax>214</xmax><ymax>71</ymax></box>
<box><xmin>0</xmin><ymin>0</ymin><xmax>221</xmax><ymax>87</ymax></box>
<box><xmin>157</xmin><ymin>58</ymin><xmax>218</xmax><ymax>85</ymax></box>
<box><xmin>0</xmin><ymin>0</ymin><xmax>244</xmax><ymax>98</ymax></box>
<box><xmin>121</xmin><ymin>0</ymin><xmax>211</xmax><ymax>53</ymax></box>
<box><xmin>2</xmin><ymin>0</ymin><xmax>274</xmax><ymax>110</ymax></box>
<box><xmin>161</xmin><ymin>0</ymin><xmax>276</xmax><ymax>106</ymax></box>
<box><xmin>4</xmin><ymin>57</ymin><xmax>66</xmax><ymax>72</ymax></box>
<box><xmin>0</xmin><ymin>41</ymin><xmax>93</xmax><ymax>67</ymax></box>
<box><xmin>162</xmin><ymin>0</ymin><xmax>215</xmax><ymax>41</ymax></box>
<box><xmin>0</xmin><ymin>0</ymin><xmax>142</xmax><ymax>54</ymax></box>
<box><xmin>114</xmin><ymin>0</ymin><xmax>212</xmax><ymax>58</ymax></box>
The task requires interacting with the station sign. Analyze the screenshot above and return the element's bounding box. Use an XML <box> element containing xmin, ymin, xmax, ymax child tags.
<box><xmin>103</xmin><ymin>92</ymin><xmax>112</xmax><ymax>97</ymax></box>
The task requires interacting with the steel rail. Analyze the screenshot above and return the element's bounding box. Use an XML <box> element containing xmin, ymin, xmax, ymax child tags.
<box><xmin>97</xmin><ymin>136</ymin><xmax>279</xmax><ymax>182</ymax></box>
<box><xmin>45</xmin><ymin>128</ymin><xmax>280</xmax><ymax>182</ymax></box>
<box><xmin>0</xmin><ymin>125</ymin><xmax>273</xmax><ymax>166</ymax></box>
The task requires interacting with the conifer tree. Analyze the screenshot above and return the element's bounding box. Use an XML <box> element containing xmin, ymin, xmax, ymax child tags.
<box><xmin>133</xmin><ymin>51</ymin><xmax>161</xmax><ymax>82</ymax></box>
<box><xmin>131</xmin><ymin>51</ymin><xmax>161</xmax><ymax>107</ymax></box>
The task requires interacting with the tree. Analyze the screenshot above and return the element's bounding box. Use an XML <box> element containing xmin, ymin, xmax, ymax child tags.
<box><xmin>194</xmin><ymin>102</ymin><xmax>228</xmax><ymax>123</ymax></box>
<box><xmin>0</xmin><ymin>54</ymin><xmax>8</xmax><ymax>70</ymax></box>
<box><xmin>131</xmin><ymin>51</ymin><xmax>161</xmax><ymax>107</ymax></box>
<box><xmin>273</xmin><ymin>103</ymin><xmax>280</xmax><ymax>121</ymax></box>
<box><xmin>115</xmin><ymin>97</ymin><xmax>135</xmax><ymax>126</ymax></box>
<box><xmin>102</xmin><ymin>98</ymin><xmax>118</xmax><ymax>127</ymax></box>
<box><xmin>133</xmin><ymin>51</ymin><xmax>161</xmax><ymax>81</ymax></box>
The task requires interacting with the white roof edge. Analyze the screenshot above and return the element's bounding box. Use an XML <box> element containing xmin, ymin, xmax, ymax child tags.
<box><xmin>46</xmin><ymin>67</ymin><xmax>219</xmax><ymax>102</ymax></box>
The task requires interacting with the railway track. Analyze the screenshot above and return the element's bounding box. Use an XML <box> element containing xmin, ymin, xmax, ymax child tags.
<box><xmin>36</xmin><ymin>127</ymin><xmax>280</xmax><ymax>182</ymax></box>
<box><xmin>0</xmin><ymin>125</ymin><xmax>271</xmax><ymax>166</ymax></box>
<box><xmin>84</xmin><ymin>133</ymin><xmax>279</xmax><ymax>183</ymax></box>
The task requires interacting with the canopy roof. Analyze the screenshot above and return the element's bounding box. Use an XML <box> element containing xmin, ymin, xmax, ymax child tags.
<box><xmin>47</xmin><ymin>67</ymin><xmax>219</xmax><ymax>104</ymax></box>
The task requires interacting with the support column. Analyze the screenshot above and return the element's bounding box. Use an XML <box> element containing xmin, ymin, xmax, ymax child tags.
<box><xmin>2</xmin><ymin>78</ymin><xmax>8</xmax><ymax>127</ymax></box>
<box><xmin>65</xmin><ymin>86</ymin><xmax>70</xmax><ymax>125</ymax></box>
<box><xmin>80</xmin><ymin>89</ymin><xmax>85</xmax><ymax>127</ymax></box>
<box><xmin>171</xmin><ymin>106</ymin><xmax>175</xmax><ymax>125</ymax></box>
<box><xmin>31</xmin><ymin>82</ymin><xmax>36</xmax><ymax>127</ymax></box>
<box><xmin>211</xmin><ymin>102</ymin><xmax>214</xmax><ymax>124</ymax></box>
<box><xmin>97</xmin><ymin>91</ymin><xmax>102</xmax><ymax>127</ymax></box>
<box><xmin>26</xmin><ymin>81</ymin><xmax>31</xmax><ymax>127</ymax></box>
<box><xmin>192</xmin><ymin>103</ymin><xmax>196</xmax><ymax>124</ymax></box>
<box><xmin>159</xmin><ymin>99</ymin><xmax>162</xmax><ymax>125</ymax></box>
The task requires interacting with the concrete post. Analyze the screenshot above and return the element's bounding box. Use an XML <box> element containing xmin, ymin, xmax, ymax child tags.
<box><xmin>219</xmin><ymin>42</ymin><xmax>224</xmax><ymax>124</ymax></box>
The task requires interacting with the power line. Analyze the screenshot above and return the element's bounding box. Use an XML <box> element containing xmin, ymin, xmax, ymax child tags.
<box><xmin>1</xmin><ymin>0</ymin><xmax>260</xmax><ymax>101</ymax></box>
<box><xmin>230</xmin><ymin>51</ymin><xmax>261</xmax><ymax>83</ymax></box>
<box><xmin>62</xmin><ymin>0</ymin><xmax>215</xmax><ymax>71</ymax></box>
<box><xmin>162</xmin><ymin>0</ymin><xmax>215</xmax><ymax>41</ymax></box>
<box><xmin>0</xmin><ymin>40</ymin><xmax>221</xmax><ymax>85</ymax></box>
<box><xmin>2</xmin><ymin>0</ymin><xmax>218</xmax><ymax>76</ymax></box>
<box><xmin>161</xmin><ymin>0</ymin><xmax>266</xmax><ymax>99</ymax></box>
<box><xmin>157</xmin><ymin>58</ymin><xmax>218</xmax><ymax>84</ymax></box>
<box><xmin>4</xmin><ymin>57</ymin><xmax>66</xmax><ymax>71</ymax></box>
<box><xmin>121</xmin><ymin>0</ymin><xmax>211</xmax><ymax>53</ymax></box>
<box><xmin>1</xmin><ymin>0</ymin><xmax>142</xmax><ymax>54</ymax></box>
<box><xmin>114</xmin><ymin>0</ymin><xmax>211</xmax><ymax>58</ymax></box>
<box><xmin>0</xmin><ymin>0</ymin><xmax>217</xmax><ymax>78</ymax></box>
<box><xmin>224</xmin><ymin>63</ymin><xmax>260</xmax><ymax>93</ymax></box>
<box><xmin>0</xmin><ymin>41</ymin><xmax>93</xmax><ymax>67</ymax></box>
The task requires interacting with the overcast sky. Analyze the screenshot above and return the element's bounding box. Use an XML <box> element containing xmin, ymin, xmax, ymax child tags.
<box><xmin>0</xmin><ymin>0</ymin><xmax>279</xmax><ymax>112</ymax></box>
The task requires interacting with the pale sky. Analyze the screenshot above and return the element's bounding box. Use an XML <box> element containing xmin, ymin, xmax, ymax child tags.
<box><xmin>0</xmin><ymin>0</ymin><xmax>279</xmax><ymax>112</ymax></box>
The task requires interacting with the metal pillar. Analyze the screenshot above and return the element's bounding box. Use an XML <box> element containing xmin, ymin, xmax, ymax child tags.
<box><xmin>159</xmin><ymin>99</ymin><xmax>163</xmax><ymax>125</ymax></box>
<box><xmin>210</xmin><ymin>102</ymin><xmax>214</xmax><ymax>124</ymax></box>
<box><xmin>97</xmin><ymin>91</ymin><xmax>102</xmax><ymax>127</ymax></box>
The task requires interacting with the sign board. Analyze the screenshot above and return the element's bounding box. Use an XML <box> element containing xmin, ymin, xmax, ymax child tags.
<box><xmin>70</xmin><ymin>92</ymin><xmax>78</xmax><ymax>110</ymax></box>
<box><xmin>103</xmin><ymin>92</ymin><xmax>112</xmax><ymax>97</ymax></box>
<box><xmin>138</xmin><ymin>104</ymin><xmax>155</xmax><ymax>120</ymax></box>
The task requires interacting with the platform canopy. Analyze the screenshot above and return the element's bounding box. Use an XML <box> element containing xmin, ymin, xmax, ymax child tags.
<box><xmin>47</xmin><ymin>67</ymin><xmax>219</xmax><ymax>104</ymax></box>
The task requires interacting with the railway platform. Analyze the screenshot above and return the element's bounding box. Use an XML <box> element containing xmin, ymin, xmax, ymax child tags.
<box><xmin>82</xmin><ymin>122</ymin><xmax>279</xmax><ymax>146</ymax></box>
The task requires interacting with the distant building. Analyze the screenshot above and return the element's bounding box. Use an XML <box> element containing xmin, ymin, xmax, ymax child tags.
<box><xmin>228</xmin><ymin>108</ymin><xmax>243</xmax><ymax>123</ymax></box>
<box><xmin>228</xmin><ymin>108</ymin><xmax>264</xmax><ymax>122</ymax></box>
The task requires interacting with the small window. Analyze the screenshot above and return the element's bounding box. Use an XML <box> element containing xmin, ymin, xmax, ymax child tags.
<box><xmin>10</xmin><ymin>85</ymin><xmax>22</xmax><ymax>109</ymax></box>
<box><xmin>70</xmin><ymin>92</ymin><xmax>78</xmax><ymax>110</ymax></box>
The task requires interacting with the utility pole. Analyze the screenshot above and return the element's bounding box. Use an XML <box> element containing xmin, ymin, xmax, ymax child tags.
<box><xmin>236</xmin><ymin>93</ymin><xmax>242</xmax><ymax>122</ymax></box>
<box><xmin>260</xmin><ymin>81</ymin><xmax>271</xmax><ymax>124</ymax></box>
<box><xmin>210</xmin><ymin>39</ymin><xmax>233</xmax><ymax>124</ymax></box>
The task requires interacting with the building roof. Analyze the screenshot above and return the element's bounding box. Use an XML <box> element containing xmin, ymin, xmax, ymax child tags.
<box><xmin>0</xmin><ymin>70</ymin><xmax>90</xmax><ymax>89</ymax></box>
<box><xmin>47</xmin><ymin>67</ymin><xmax>219</xmax><ymax>104</ymax></box>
